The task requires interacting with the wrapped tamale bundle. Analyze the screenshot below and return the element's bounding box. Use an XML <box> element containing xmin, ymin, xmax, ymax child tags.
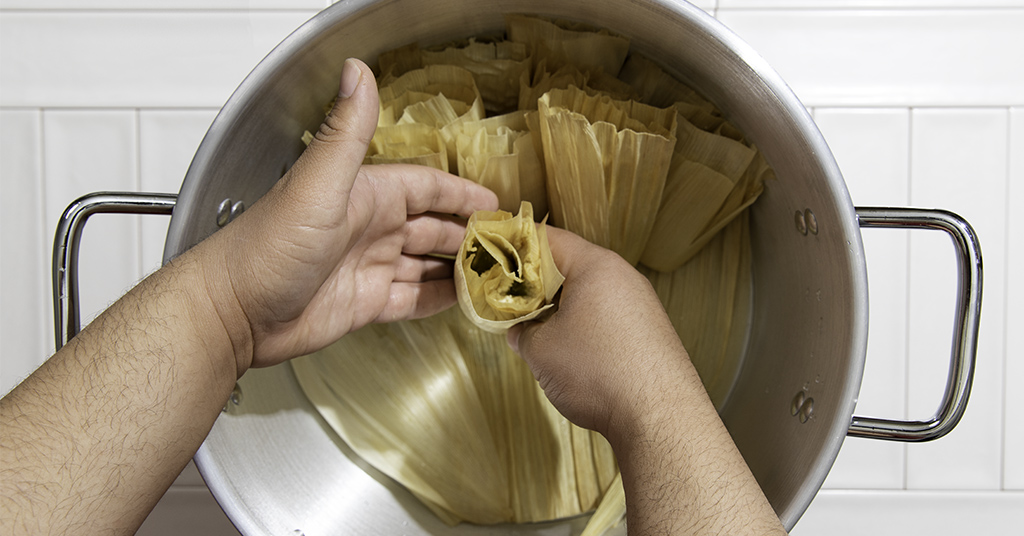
<box><xmin>537</xmin><ymin>85</ymin><xmax>677</xmax><ymax>265</ymax></box>
<box><xmin>618</xmin><ymin>53</ymin><xmax>718</xmax><ymax>112</ymax></box>
<box><xmin>422</xmin><ymin>39</ymin><xmax>531</xmax><ymax>113</ymax></box>
<box><xmin>642</xmin><ymin>212</ymin><xmax>753</xmax><ymax>408</ymax></box>
<box><xmin>378</xmin><ymin>64</ymin><xmax>483</xmax><ymax>118</ymax></box>
<box><xmin>377</xmin><ymin>42</ymin><xmax>423</xmax><ymax>83</ymax></box>
<box><xmin>518</xmin><ymin>60</ymin><xmax>634</xmax><ymax>111</ymax></box>
<box><xmin>518</xmin><ymin>61</ymin><xmax>588</xmax><ymax>110</ymax></box>
<box><xmin>453</xmin><ymin>111</ymin><xmax>547</xmax><ymax>216</ymax></box>
<box><xmin>641</xmin><ymin>113</ymin><xmax>767</xmax><ymax>271</ymax></box>
<box><xmin>377</xmin><ymin>65</ymin><xmax>486</xmax><ymax>169</ymax></box>
<box><xmin>364</xmin><ymin>123</ymin><xmax>448</xmax><ymax>171</ymax></box>
<box><xmin>455</xmin><ymin>201</ymin><xmax>563</xmax><ymax>334</ymax></box>
<box><xmin>506</xmin><ymin>14</ymin><xmax>630</xmax><ymax>77</ymax></box>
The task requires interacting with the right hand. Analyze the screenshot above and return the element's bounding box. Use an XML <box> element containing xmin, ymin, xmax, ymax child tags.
<box><xmin>507</xmin><ymin>227</ymin><xmax>694</xmax><ymax>437</ymax></box>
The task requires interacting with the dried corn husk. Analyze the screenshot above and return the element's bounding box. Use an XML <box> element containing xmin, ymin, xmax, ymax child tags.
<box><xmin>618</xmin><ymin>53</ymin><xmax>717</xmax><ymax>112</ymax></box>
<box><xmin>455</xmin><ymin>201</ymin><xmax>563</xmax><ymax>334</ymax></box>
<box><xmin>537</xmin><ymin>85</ymin><xmax>677</xmax><ymax>265</ymax></box>
<box><xmin>519</xmin><ymin>61</ymin><xmax>634</xmax><ymax>111</ymax></box>
<box><xmin>365</xmin><ymin>123</ymin><xmax>448</xmax><ymax>171</ymax></box>
<box><xmin>378</xmin><ymin>65</ymin><xmax>486</xmax><ymax>169</ymax></box>
<box><xmin>293</xmin><ymin>304</ymin><xmax>617</xmax><ymax>525</ymax></box>
<box><xmin>506</xmin><ymin>14</ymin><xmax>630</xmax><ymax>77</ymax></box>
<box><xmin>423</xmin><ymin>39</ymin><xmax>531</xmax><ymax>114</ymax></box>
<box><xmin>290</xmin><ymin>314</ymin><xmax>512</xmax><ymax>524</ymax></box>
<box><xmin>451</xmin><ymin>111</ymin><xmax>547</xmax><ymax>217</ymax></box>
<box><xmin>642</xmin><ymin>211</ymin><xmax>753</xmax><ymax>407</ymax></box>
<box><xmin>640</xmin><ymin>113</ymin><xmax>761</xmax><ymax>271</ymax></box>
<box><xmin>580</xmin><ymin>473</ymin><xmax>626</xmax><ymax>536</ymax></box>
<box><xmin>378</xmin><ymin>42</ymin><xmax>423</xmax><ymax>82</ymax></box>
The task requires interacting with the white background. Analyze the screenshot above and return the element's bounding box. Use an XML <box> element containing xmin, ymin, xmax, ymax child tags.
<box><xmin>1</xmin><ymin>0</ymin><xmax>1022</xmax><ymax>534</ymax></box>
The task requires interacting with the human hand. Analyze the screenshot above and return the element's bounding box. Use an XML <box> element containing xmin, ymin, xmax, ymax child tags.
<box><xmin>507</xmin><ymin>227</ymin><xmax>695</xmax><ymax>438</ymax></box>
<box><xmin>197</xmin><ymin>58</ymin><xmax>498</xmax><ymax>374</ymax></box>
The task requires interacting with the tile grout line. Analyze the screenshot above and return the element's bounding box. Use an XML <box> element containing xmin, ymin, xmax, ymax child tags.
<box><xmin>135</xmin><ymin>108</ymin><xmax>143</xmax><ymax>280</ymax></box>
<box><xmin>902</xmin><ymin>106</ymin><xmax>914</xmax><ymax>491</ymax></box>
<box><xmin>1000</xmin><ymin>106</ymin><xmax>1012</xmax><ymax>492</ymax></box>
<box><xmin>36</xmin><ymin>107</ymin><xmax>52</xmax><ymax>361</ymax></box>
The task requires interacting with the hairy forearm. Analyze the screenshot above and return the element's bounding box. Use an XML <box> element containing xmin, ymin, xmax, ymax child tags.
<box><xmin>0</xmin><ymin>251</ymin><xmax>240</xmax><ymax>535</ymax></box>
<box><xmin>608</xmin><ymin>352</ymin><xmax>787</xmax><ymax>536</ymax></box>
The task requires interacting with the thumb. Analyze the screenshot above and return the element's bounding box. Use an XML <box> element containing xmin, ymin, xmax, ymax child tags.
<box><xmin>290</xmin><ymin>58</ymin><xmax>379</xmax><ymax>197</ymax></box>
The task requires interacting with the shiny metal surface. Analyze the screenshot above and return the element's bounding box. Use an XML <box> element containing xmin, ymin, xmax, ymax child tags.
<box><xmin>52</xmin><ymin>192</ymin><xmax>177</xmax><ymax>350</ymax></box>
<box><xmin>849</xmin><ymin>207</ymin><xmax>982</xmax><ymax>442</ymax></box>
<box><xmin>171</xmin><ymin>0</ymin><xmax>866</xmax><ymax>533</ymax></box>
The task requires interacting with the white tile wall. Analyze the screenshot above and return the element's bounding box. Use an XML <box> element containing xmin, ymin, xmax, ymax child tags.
<box><xmin>906</xmin><ymin>109</ymin><xmax>1009</xmax><ymax>490</ymax></box>
<box><xmin>1007</xmin><ymin>107</ymin><xmax>1024</xmax><ymax>491</ymax></box>
<box><xmin>715</xmin><ymin>9</ymin><xmax>1024</xmax><ymax>107</ymax></box>
<box><xmin>1</xmin><ymin>1</ymin><xmax>1021</xmax><ymax>534</ymax></box>
<box><xmin>812</xmin><ymin>108</ymin><xmax>910</xmax><ymax>490</ymax></box>
<box><xmin>138</xmin><ymin>109</ymin><xmax>218</xmax><ymax>273</ymax></box>
<box><xmin>0</xmin><ymin>110</ymin><xmax>47</xmax><ymax>389</ymax></box>
<box><xmin>43</xmin><ymin>110</ymin><xmax>143</xmax><ymax>331</ymax></box>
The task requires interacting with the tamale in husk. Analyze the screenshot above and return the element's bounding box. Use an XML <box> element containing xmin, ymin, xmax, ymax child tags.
<box><xmin>640</xmin><ymin>112</ymin><xmax>764</xmax><ymax>271</ymax></box>
<box><xmin>364</xmin><ymin>123</ymin><xmax>448</xmax><ymax>171</ymax></box>
<box><xmin>506</xmin><ymin>14</ymin><xmax>630</xmax><ymax>77</ymax></box>
<box><xmin>537</xmin><ymin>85</ymin><xmax>677</xmax><ymax>265</ymax></box>
<box><xmin>452</xmin><ymin>111</ymin><xmax>547</xmax><ymax>216</ymax></box>
<box><xmin>377</xmin><ymin>65</ymin><xmax>486</xmax><ymax>169</ymax></box>
<box><xmin>422</xmin><ymin>39</ymin><xmax>531</xmax><ymax>114</ymax></box>
<box><xmin>455</xmin><ymin>201</ymin><xmax>563</xmax><ymax>334</ymax></box>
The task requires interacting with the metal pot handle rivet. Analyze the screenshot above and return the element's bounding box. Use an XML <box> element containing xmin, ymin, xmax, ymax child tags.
<box><xmin>848</xmin><ymin>207</ymin><xmax>982</xmax><ymax>442</ymax></box>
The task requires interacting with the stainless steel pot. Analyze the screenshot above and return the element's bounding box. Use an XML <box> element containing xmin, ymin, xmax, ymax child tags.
<box><xmin>52</xmin><ymin>0</ymin><xmax>982</xmax><ymax>534</ymax></box>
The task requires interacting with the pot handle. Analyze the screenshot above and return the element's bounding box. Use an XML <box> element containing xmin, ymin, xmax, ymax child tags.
<box><xmin>848</xmin><ymin>207</ymin><xmax>982</xmax><ymax>442</ymax></box>
<box><xmin>52</xmin><ymin>192</ymin><xmax>178</xmax><ymax>350</ymax></box>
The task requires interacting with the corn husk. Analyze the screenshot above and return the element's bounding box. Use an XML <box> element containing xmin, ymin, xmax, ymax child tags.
<box><xmin>378</xmin><ymin>42</ymin><xmax>423</xmax><ymax>82</ymax></box>
<box><xmin>537</xmin><ymin>85</ymin><xmax>677</xmax><ymax>265</ymax></box>
<box><xmin>365</xmin><ymin>123</ymin><xmax>448</xmax><ymax>171</ymax></box>
<box><xmin>293</xmin><ymin>304</ymin><xmax>618</xmax><ymax>525</ymax></box>
<box><xmin>642</xmin><ymin>211</ymin><xmax>753</xmax><ymax>407</ymax></box>
<box><xmin>518</xmin><ymin>60</ymin><xmax>635</xmax><ymax>111</ymax></box>
<box><xmin>455</xmin><ymin>201</ymin><xmax>563</xmax><ymax>334</ymax></box>
<box><xmin>640</xmin><ymin>112</ymin><xmax>762</xmax><ymax>271</ymax></box>
<box><xmin>452</xmin><ymin>111</ymin><xmax>547</xmax><ymax>217</ymax></box>
<box><xmin>422</xmin><ymin>39</ymin><xmax>532</xmax><ymax>114</ymax></box>
<box><xmin>618</xmin><ymin>53</ymin><xmax>717</xmax><ymax>112</ymax></box>
<box><xmin>290</xmin><ymin>314</ymin><xmax>512</xmax><ymax>524</ymax></box>
<box><xmin>506</xmin><ymin>14</ymin><xmax>630</xmax><ymax>77</ymax></box>
<box><xmin>377</xmin><ymin>65</ymin><xmax>486</xmax><ymax>169</ymax></box>
<box><xmin>580</xmin><ymin>473</ymin><xmax>627</xmax><ymax>536</ymax></box>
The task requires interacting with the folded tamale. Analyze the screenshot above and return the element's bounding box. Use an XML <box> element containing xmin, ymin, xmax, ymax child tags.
<box><xmin>452</xmin><ymin>111</ymin><xmax>547</xmax><ymax>217</ymax></box>
<box><xmin>455</xmin><ymin>201</ymin><xmax>563</xmax><ymax>334</ymax></box>
<box><xmin>506</xmin><ymin>14</ymin><xmax>630</xmax><ymax>77</ymax></box>
<box><xmin>537</xmin><ymin>85</ymin><xmax>677</xmax><ymax>265</ymax></box>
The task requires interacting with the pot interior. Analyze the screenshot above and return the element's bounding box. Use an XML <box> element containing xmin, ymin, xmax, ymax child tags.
<box><xmin>173</xmin><ymin>1</ymin><xmax>869</xmax><ymax>533</ymax></box>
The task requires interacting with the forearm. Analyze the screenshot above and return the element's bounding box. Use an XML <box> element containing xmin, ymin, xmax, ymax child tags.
<box><xmin>0</xmin><ymin>250</ymin><xmax>242</xmax><ymax>535</ymax></box>
<box><xmin>608</xmin><ymin>352</ymin><xmax>787</xmax><ymax>536</ymax></box>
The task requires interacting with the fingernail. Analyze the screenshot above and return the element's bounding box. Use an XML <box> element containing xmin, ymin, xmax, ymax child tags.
<box><xmin>339</xmin><ymin>58</ymin><xmax>361</xmax><ymax>99</ymax></box>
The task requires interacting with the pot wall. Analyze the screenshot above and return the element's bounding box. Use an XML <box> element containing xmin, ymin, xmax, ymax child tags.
<box><xmin>170</xmin><ymin>0</ymin><xmax>865</xmax><ymax>531</ymax></box>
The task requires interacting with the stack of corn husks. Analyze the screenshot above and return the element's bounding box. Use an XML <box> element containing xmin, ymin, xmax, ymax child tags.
<box><xmin>291</xmin><ymin>14</ymin><xmax>772</xmax><ymax>534</ymax></box>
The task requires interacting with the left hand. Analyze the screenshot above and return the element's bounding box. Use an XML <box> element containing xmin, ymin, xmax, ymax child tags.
<box><xmin>196</xmin><ymin>58</ymin><xmax>498</xmax><ymax>373</ymax></box>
